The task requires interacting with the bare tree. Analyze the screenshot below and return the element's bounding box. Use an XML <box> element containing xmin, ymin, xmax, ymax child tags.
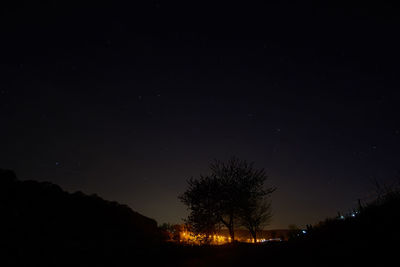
<box><xmin>239</xmin><ymin>198</ymin><xmax>273</xmax><ymax>243</ymax></box>
<box><xmin>179</xmin><ymin>157</ymin><xmax>276</xmax><ymax>243</ymax></box>
<box><xmin>179</xmin><ymin>176</ymin><xmax>220</xmax><ymax>243</ymax></box>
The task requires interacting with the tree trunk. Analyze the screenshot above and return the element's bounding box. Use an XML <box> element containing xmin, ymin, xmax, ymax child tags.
<box><xmin>228</xmin><ymin>214</ymin><xmax>235</xmax><ymax>242</ymax></box>
<box><xmin>250</xmin><ymin>229</ymin><xmax>256</xmax><ymax>243</ymax></box>
<box><xmin>229</xmin><ymin>227</ymin><xmax>235</xmax><ymax>242</ymax></box>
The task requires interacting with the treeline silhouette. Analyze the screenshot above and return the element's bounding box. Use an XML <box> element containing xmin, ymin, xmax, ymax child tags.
<box><xmin>0</xmin><ymin>169</ymin><xmax>163</xmax><ymax>266</ymax></box>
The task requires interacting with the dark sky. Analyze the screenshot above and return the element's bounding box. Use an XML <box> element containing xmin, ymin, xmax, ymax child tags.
<box><xmin>1</xmin><ymin>1</ymin><xmax>400</xmax><ymax>228</ymax></box>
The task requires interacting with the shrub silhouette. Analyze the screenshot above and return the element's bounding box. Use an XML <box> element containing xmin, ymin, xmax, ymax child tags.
<box><xmin>285</xmin><ymin>184</ymin><xmax>400</xmax><ymax>266</ymax></box>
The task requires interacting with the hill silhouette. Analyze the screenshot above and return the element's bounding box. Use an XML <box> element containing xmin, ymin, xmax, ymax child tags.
<box><xmin>0</xmin><ymin>169</ymin><xmax>163</xmax><ymax>266</ymax></box>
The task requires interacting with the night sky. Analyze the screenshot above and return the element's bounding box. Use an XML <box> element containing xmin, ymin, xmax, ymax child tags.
<box><xmin>1</xmin><ymin>1</ymin><xmax>400</xmax><ymax>229</ymax></box>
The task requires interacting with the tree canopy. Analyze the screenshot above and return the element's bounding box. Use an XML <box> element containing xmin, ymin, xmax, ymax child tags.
<box><xmin>179</xmin><ymin>157</ymin><xmax>276</xmax><ymax>243</ymax></box>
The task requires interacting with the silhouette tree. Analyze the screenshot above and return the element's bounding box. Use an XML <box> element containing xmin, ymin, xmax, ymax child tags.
<box><xmin>159</xmin><ymin>223</ymin><xmax>182</xmax><ymax>242</ymax></box>
<box><xmin>179</xmin><ymin>157</ymin><xmax>276</xmax><ymax>243</ymax></box>
<box><xmin>179</xmin><ymin>175</ymin><xmax>220</xmax><ymax>243</ymax></box>
<box><xmin>239</xmin><ymin>198</ymin><xmax>273</xmax><ymax>242</ymax></box>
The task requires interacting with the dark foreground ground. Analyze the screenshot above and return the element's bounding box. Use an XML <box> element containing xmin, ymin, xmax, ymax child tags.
<box><xmin>158</xmin><ymin>239</ymin><xmax>396</xmax><ymax>267</ymax></box>
<box><xmin>3</xmin><ymin>240</ymin><xmax>396</xmax><ymax>267</ymax></box>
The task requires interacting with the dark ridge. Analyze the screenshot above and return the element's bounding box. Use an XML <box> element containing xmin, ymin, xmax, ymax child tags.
<box><xmin>0</xmin><ymin>169</ymin><xmax>163</xmax><ymax>266</ymax></box>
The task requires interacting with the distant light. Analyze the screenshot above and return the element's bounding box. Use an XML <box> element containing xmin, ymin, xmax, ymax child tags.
<box><xmin>302</xmin><ymin>230</ymin><xmax>307</xmax><ymax>234</ymax></box>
